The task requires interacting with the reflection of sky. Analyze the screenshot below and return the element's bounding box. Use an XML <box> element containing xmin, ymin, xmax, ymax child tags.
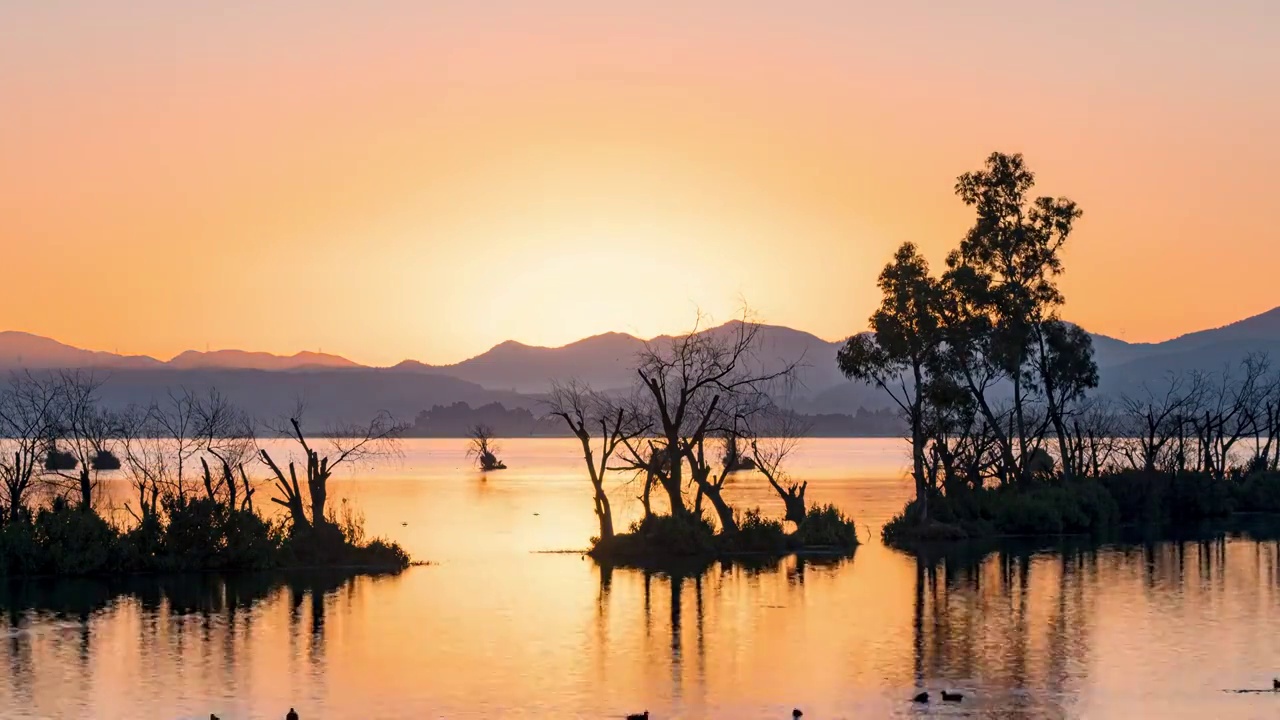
<box><xmin>2</xmin><ymin>1</ymin><xmax>1278</xmax><ymax>365</ymax></box>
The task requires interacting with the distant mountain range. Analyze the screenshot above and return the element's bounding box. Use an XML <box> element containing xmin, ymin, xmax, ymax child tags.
<box><xmin>3</xmin><ymin>306</ymin><xmax>1279</xmax><ymax>426</ymax></box>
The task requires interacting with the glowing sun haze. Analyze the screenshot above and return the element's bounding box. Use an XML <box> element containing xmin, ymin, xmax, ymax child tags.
<box><xmin>1</xmin><ymin>0</ymin><xmax>1277</xmax><ymax>366</ymax></box>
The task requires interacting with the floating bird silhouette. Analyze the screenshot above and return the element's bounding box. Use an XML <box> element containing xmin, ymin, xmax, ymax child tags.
<box><xmin>792</xmin><ymin>709</ymin><xmax>803</xmax><ymax>718</ymax></box>
<box><xmin>287</xmin><ymin>709</ymin><xmax>299</xmax><ymax>720</ymax></box>
<box><xmin>625</xmin><ymin>712</ymin><xmax>648</xmax><ymax>720</ymax></box>
<box><xmin>942</xmin><ymin>691</ymin><xmax>964</xmax><ymax>702</ymax></box>
<box><xmin>1274</xmin><ymin>678</ymin><xmax>1279</xmax><ymax>690</ymax></box>
<box><xmin>210</xmin><ymin>715</ymin><xmax>219</xmax><ymax>720</ymax></box>
<box><xmin>912</xmin><ymin>691</ymin><xmax>930</xmax><ymax>703</ymax></box>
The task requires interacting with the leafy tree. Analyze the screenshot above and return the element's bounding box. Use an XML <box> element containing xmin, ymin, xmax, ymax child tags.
<box><xmin>1033</xmin><ymin>320</ymin><xmax>1098</xmax><ymax>480</ymax></box>
<box><xmin>838</xmin><ymin>242</ymin><xmax>944</xmax><ymax>517</ymax></box>
<box><xmin>941</xmin><ymin>151</ymin><xmax>1088</xmax><ymax>484</ymax></box>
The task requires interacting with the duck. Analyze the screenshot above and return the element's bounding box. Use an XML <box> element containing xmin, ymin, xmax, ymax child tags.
<box><xmin>625</xmin><ymin>713</ymin><xmax>649</xmax><ymax>720</ymax></box>
<box><xmin>1274</xmin><ymin>678</ymin><xmax>1279</xmax><ymax>691</ymax></box>
<box><xmin>912</xmin><ymin>691</ymin><xmax>930</xmax><ymax>703</ymax></box>
<box><xmin>211</xmin><ymin>715</ymin><xmax>220</xmax><ymax>720</ymax></box>
<box><xmin>287</xmin><ymin>709</ymin><xmax>300</xmax><ymax>720</ymax></box>
<box><xmin>941</xmin><ymin>690</ymin><xmax>964</xmax><ymax>702</ymax></box>
<box><xmin>793</xmin><ymin>710</ymin><xmax>803</xmax><ymax>718</ymax></box>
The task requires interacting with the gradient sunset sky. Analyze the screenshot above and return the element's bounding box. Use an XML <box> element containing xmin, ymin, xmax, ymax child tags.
<box><xmin>2</xmin><ymin>1</ymin><xmax>1277</xmax><ymax>366</ymax></box>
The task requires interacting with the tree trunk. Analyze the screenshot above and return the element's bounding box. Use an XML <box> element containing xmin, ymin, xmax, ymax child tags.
<box><xmin>700</xmin><ymin>479</ymin><xmax>737</xmax><ymax>534</ymax></box>
<box><xmin>782</xmin><ymin>487</ymin><xmax>806</xmax><ymax>527</ymax></box>
<box><xmin>308</xmin><ymin>452</ymin><xmax>330</xmax><ymax>526</ymax></box>
<box><xmin>640</xmin><ymin>469</ymin><xmax>654</xmax><ymax>519</ymax></box>
<box><xmin>75</xmin><ymin>468</ymin><xmax>92</xmax><ymax>510</ymax></box>
<box><xmin>1013</xmin><ymin>372</ymin><xmax>1029</xmax><ymax>484</ymax></box>
<box><xmin>592</xmin><ymin>481</ymin><xmax>614</xmax><ymax>541</ymax></box>
<box><xmin>910</xmin><ymin>405</ymin><xmax>928</xmax><ymax>521</ymax></box>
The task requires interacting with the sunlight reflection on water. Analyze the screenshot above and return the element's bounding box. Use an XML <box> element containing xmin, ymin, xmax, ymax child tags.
<box><xmin>2</xmin><ymin>439</ymin><xmax>1279</xmax><ymax>719</ymax></box>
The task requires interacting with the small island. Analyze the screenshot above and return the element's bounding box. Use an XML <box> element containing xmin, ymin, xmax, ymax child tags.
<box><xmin>546</xmin><ymin>320</ymin><xmax>860</xmax><ymax>570</ymax></box>
<box><xmin>467</xmin><ymin>423</ymin><xmax>508</xmax><ymax>471</ymax></box>
<box><xmin>837</xmin><ymin>152</ymin><xmax>1280</xmax><ymax>549</ymax></box>
<box><xmin>0</xmin><ymin>376</ymin><xmax>410</xmax><ymax>576</ymax></box>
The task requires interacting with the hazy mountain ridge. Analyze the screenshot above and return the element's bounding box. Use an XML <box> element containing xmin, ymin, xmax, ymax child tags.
<box><xmin>167</xmin><ymin>349</ymin><xmax>360</xmax><ymax>371</ymax></box>
<box><xmin>3</xmin><ymin>306</ymin><xmax>1278</xmax><ymax>424</ymax></box>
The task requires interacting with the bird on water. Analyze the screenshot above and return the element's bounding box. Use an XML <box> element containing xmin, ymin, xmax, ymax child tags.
<box><xmin>287</xmin><ymin>709</ymin><xmax>300</xmax><ymax>720</ymax></box>
<box><xmin>625</xmin><ymin>712</ymin><xmax>648</xmax><ymax>720</ymax></box>
<box><xmin>913</xmin><ymin>691</ymin><xmax>930</xmax><ymax>703</ymax></box>
<box><xmin>792</xmin><ymin>709</ymin><xmax>803</xmax><ymax>718</ymax></box>
<box><xmin>941</xmin><ymin>691</ymin><xmax>964</xmax><ymax>702</ymax></box>
<box><xmin>1274</xmin><ymin>678</ymin><xmax>1279</xmax><ymax>691</ymax></box>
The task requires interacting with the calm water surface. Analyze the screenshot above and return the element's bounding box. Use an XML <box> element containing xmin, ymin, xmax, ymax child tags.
<box><xmin>3</xmin><ymin>438</ymin><xmax>1280</xmax><ymax>719</ymax></box>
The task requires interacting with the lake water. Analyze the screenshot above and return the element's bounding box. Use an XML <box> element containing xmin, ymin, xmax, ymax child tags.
<box><xmin>3</xmin><ymin>438</ymin><xmax>1280</xmax><ymax>719</ymax></box>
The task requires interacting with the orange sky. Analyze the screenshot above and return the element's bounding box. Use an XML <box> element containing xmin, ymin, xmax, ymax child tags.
<box><xmin>1</xmin><ymin>1</ymin><xmax>1277</xmax><ymax>366</ymax></box>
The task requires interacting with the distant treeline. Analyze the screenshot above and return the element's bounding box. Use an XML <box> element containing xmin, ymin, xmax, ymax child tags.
<box><xmin>404</xmin><ymin>401</ymin><xmax>904</xmax><ymax>438</ymax></box>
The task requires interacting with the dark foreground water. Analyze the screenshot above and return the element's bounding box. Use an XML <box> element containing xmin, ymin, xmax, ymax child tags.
<box><xmin>3</xmin><ymin>439</ymin><xmax>1280</xmax><ymax>719</ymax></box>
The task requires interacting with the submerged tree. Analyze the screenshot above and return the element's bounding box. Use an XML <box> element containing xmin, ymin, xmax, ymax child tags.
<box><xmin>547</xmin><ymin>380</ymin><xmax>648</xmax><ymax>541</ymax></box>
<box><xmin>467</xmin><ymin>423</ymin><xmax>506</xmax><ymax>471</ymax></box>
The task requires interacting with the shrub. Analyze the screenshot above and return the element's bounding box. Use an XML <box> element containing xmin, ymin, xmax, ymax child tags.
<box><xmin>1234</xmin><ymin>472</ymin><xmax>1280</xmax><ymax>513</ymax></box>
<box><xmin>794</xmin><ymin>504</ymin><xmax>860</xmax><ymax>549</ymax></box>
<box><xmin>883</xmin><ymin>477</ymin><xmax>1120</xmax><ymax>547</ymax></box>
<box><xmin>728</xmin><ymin>508</ymin><xmax>787</xmax><ymax>554</ymax></box>
<box><xmin>0</xmin><ymin>495</ymin><xmax>409</xmax><ymax>576</ymax></box>
<box><xmin>882</xmin><ymin>511</ymin><xmax>968</xmax><ymax>544</ymax></box>
<box><xmin>33</xmin><ymin>498</ymin><xmax>120</xmax><ymax>575</ymax></box>
<box><xmin>354</xmin><ymin>538</ymin><xmax>411</xmax><ymax>569</ymax></box>
<box><xmin>0</xmin><ymin>517</ymin><xmax>41</xmax><ymax>575</ymax></box>
<box><xmin>590</xmin><ymin>512</ymin><xmax>718</xmax><ymax>561</ymax></box>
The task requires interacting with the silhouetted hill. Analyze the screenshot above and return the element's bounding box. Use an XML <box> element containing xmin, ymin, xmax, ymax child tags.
<box><xmin>3</xmin><ymin>306</ymin><xmax>1279</xmax><ymax>427</ymax></box>
<box><xmin>1157</xmin><ymin>306</ymin><xmax>1280</xmax><ymax>352</ymax></box>
<box><xmin>0</xmin><ymin>332</ymin><xmax>162</xmax><ymax>370</ymax></box>
<box><xmin>167</xmin><ymin>349</ymin><xmax>360</xmax><ymax>371</ymax></box>
<box><xmin>432</xmin><ymin>332</ymin><xmax>646</xmax><ymax>392</ymax></box>
<box><xmin>431</xmin><ymin>323</ymin><xmax>845</xmax><ymax>395</ymax></box>
<box><xmin>0</xmin><ymin>333</ymin><xmax>360</xmax><ymax>372</ymax></box>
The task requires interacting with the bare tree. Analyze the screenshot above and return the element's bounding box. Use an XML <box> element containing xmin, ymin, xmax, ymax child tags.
<box><xmin>547</xmin><ymin>380</ymin><xmax>648</xmax><ymax>541</ymax></box>
<box><xmin>193</xmin><ymin>388</ymin><xmax>257</xmax><ymax>509</ymax></box>
<box><xmin>1119</xmin><ymin>373</ymin><xmax>1204</xmax><ymax>472</ymax></box>
<box><xmin>1063</xmin><ymin>398</ymin><xmax>1122</xmax><ymax>478</ymax></box>
<box><xmin>127</xmin><ymin>387</ymin><xmax>207</xmax><ymax>501</ymax></box>
<box><xmin>1249</xmin><ymin>368</ymin><xmax>1280</xmax><ymax>472</ymax></box>
<box><xmin>631</xmin><ymin>309</ymin><xmax>798</xmax><ymax>534</ymax></box>
<box><xmin>1190</xmin><ymin>355</ymin><xmax>1271</xmax><ymax>478</ymax></box>
<box><xmin>118</xmin><ymin>388</ymin><xmax>258</xmax><ymax>520</ymax></box>
<box><xmin>260</xmin><ymin>408</ymin><xmax>401</xmax><ymax>532</ymax></box>
<box><xmin>748</xmin><ymin>408</ymin><xmax>811</xmax><ymax>527</ymax></box>
<box><xmin>0</xmin><ymin>373</ymin><xmax>62</xmax><ymax>520</ymax></box>
<box><xmin>466</xmin><ymin>424</ymin><xmax>506</xmax><ymax>471</ymax></box>
<box><xmin>118</xmin><ymin>403</ymin><xmax>167</xmax><ymax>521</ymax></box>
<box><xmin>46</xmin><ymin>371</ymin><xmax>118</xmax><ymax>510</ymax></box>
